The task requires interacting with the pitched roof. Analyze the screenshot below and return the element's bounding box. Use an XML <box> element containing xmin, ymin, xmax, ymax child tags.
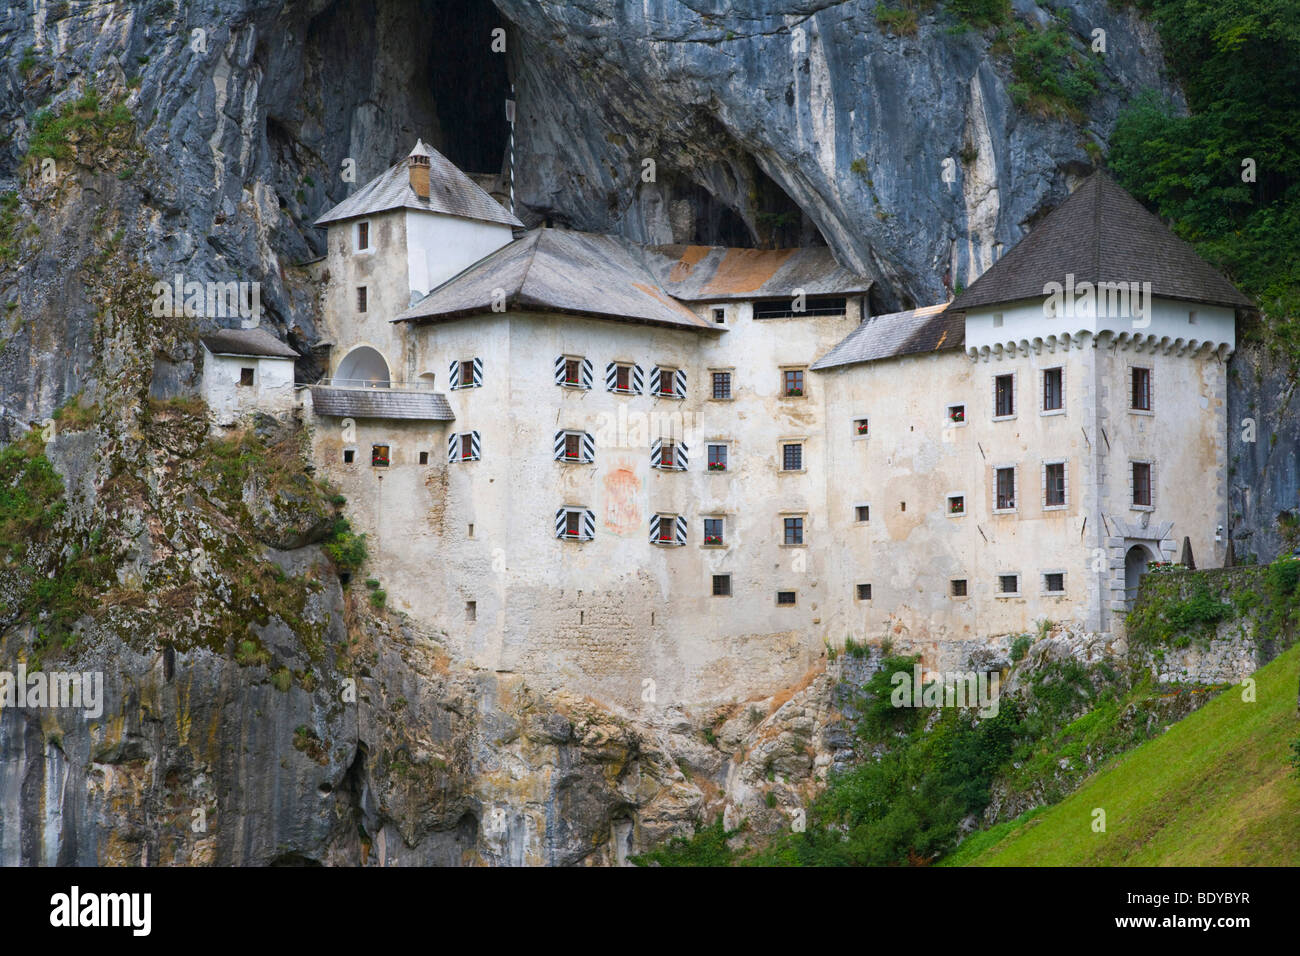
<box><xmin>394</xmin><ymin>228</ymin><xmax>716</xmax><ymax>331</ymax></box>
<box><xmin>644</xmin><ymin>244</ymin><xmax>873</xmax><ymax>301</ymax></box>
<box><xmin>309</xmin><ymin>386</ymin><xmax>454</xmax><ymax>421</ymax></box>
<box><xmin>812</xmin><ymin>304</ymin><xmax>962</xmax><ymax>370</ymax></box>
<box><xmin>314</xmin><ymin>140</ymin><xmax>523</xmax><ymax>229</ymax></box>
<box><xmin>200</xmin><ymin>327</ymin><xmax>299</xmax><ymax>359</ymax></box>
<box><xmin>950</xmin><ymin>171</ymin><xmax>1252</xmax><ymax>312</ymax></box>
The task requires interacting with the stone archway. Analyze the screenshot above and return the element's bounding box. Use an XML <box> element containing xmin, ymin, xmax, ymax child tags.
<box><xmin>1124</xmin><ymin>544</ymin><xmax>1153</xmax><ymax>601</ymax></box>
<box><xmin>335</xmin><ymin>346</ymin><xmax>390</xmax><ymax>387</ymax></box>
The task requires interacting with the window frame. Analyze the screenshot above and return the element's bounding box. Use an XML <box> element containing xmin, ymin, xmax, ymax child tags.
<box><xmin>1041</xmin><ymin>571</ymin><xmax>1067</xmax><ymax>596</ymax></box>
<box><xmin>993</xmin><ymin>464</ymin><xmax>1018</xmax><ymax>513</ymax></box>
<box><xmin>702</xmin><ymin>516</ymin><xmax>726</xmax><ymax>548</ymax></box>
<box><xmin>356</xmin><ymin>286</ymin><xmax>368</xmax><ymax>313</ymax></box>
<box><xmin>947</xmin><ymin>493</ymin><xmax>966</xmax><ymax>517</ymax></box>
<box><xmin>238</xmin><ymin>366</ymin><xmax>255</xmax><ymax>387</ymax></box>
<box><xmin>1041</xmin><ymin>366</ymin><xmax>1064</xmax><ymax>414</ymax></box>
<box><xmin>712</xmin><ymin>573</ymin><xmax>732</xmax><ymax>596</ymax></box>
<box><xmin>855</xmin><ymin>583</ymin><xmax>873</xmax><ymax>602</ymax></box>
<box><xmin>775</xmin><ymin>590</ymin><xmax>798</xmax><ymax>607</ymax></box>
<box><xmin>1043</xmin><ymin>460</ymin><xmax>1068</xmax><ymax>510</ymax></box>
<box><xmin>371</xmin><ymin>443</ymin><xmax>390</xmax><ymax>468</ymax></box>
<box><xmin>710</xmin><ymin>369</ymin><xmax>734</xmax><ymax>401</ymax></box>
<box><xmin>995</xmin><ymin>573</ymin><xmax>1021</xmax><ymax>598</ymax></box>
<box><xmin>950</xmin><ymin>578</ymin><xmax>968</xmax><ymax>599</ymax></box>
<box><xmin>1130</xmin><ymin>365</ymin><xmax>1153</xmax><ymax>414</ymax></box>
<box><xmin>780</xmin><ymin>367</ymin><xmax>807</xmax><ymax>398</ymax></box>
<box><xmin>354</xmin><ymin>220</ymin><xmax>371</xmax><ymax>253</ymax></box>
<box><xmin>854</xmin><ymin>503</ymin><xmax>871</xmax><ymax>524</ymax></box>
<box><xmin>781</xmin><ymin>515</ymin><xmax>805</xmax><ymax>547</ymax></box>
<box><xmin>1131</xmin><ymin>459</ymin><xmax>1154</xmax><ymax>510</ymax></box>
<box><xmin>852</xmin><ymin>416</ymin><xmax>870</xmax><ymax>440</ymax></box>
<box><xmin>993</xmin><ymin>372</ymin><xmax>1016</xmax><ymax>420</ymax></box>
<box><xmin>706</xmin><ymin>442</ymin><xmax>729</xmax><ymax>472</ymax></box>
<box><xmin>780</xmin><ymin>441</ymin><xmax>805</xmax><ymax>473</ymax></box>
<box><xmin>946</xmin><ymin>402</ymin><xmax>966</xmax><ymax>426</ymax></box>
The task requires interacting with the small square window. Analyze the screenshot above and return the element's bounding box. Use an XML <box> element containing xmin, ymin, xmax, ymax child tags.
<box><xmin>356</xmin><ymin>221</ymin><xmax>369</xmax><ymax>250</ymax></box>
<box><xmin>712</xmin><ymin>574</ymin><xmax>732</xmax><ymax>596</ymax></box>
<box><xmin>707</xmin><ymin>444</ymin><xmax>728</xmax><ymax>471</ymax></box>
<box><xmin>1042</xmin><ymin>367</ymin><xmax>1063</xmax><ymax>411</ymax></box>
<box><xmin>356</xmin><ymin>287</ymin><xmax>368</xmax><ymax>313</ymax></box>
<box><xmin>948</xmin><ymin>495</ymin><xmax>965</xmax><ymax>515</ymax></box>
<box><xmin>465</xmin><ymin>601</ymin><xmax>477</xmax><ymax>622</ymax></box>
<box><xmin>782</xmin><ymin>369</ymin><xmax>805</xmax><ymax>397</ymax></box>
<box><xmin>947</xmin><ymin>403</ymin><xmax>965</xmax><ymax>424</ymax></box>
<box><xmin>782</xmin><ymin>443</ymin><xmax>803</xmax><ymax>471</ymax></box>
<box><xmin>419</xmin><ymin>451</ymin><xmax>429</xmax><ymax>465</ymax></box>
<box><xmin>712</xmin><ymin>371</ymin><xmax>732</xmax><ymax>400</ymax></box>
<box><xmin>371</xmin><ymin>444</ymin><xmax>390</xmax><ymax>467</ymax></box>
<box><xmin>853</xmin><ymin>417</ymin><xmax>869</xmax><ymax>437</ymax></box>
<box><xmin>856</xmin><ymin>583</ymin><xmax>872</xmax><ymax>601</ymax></box>
<box><xmin>1131</xmin><ymin>367</ymin><xmax>1152</xmax><ymax>411</ymax></box>
<box><xmin>998</xmin><ymin>574</ymin><xmax>1019</xmax><ymax>595</ymax></box>
<box><xmin>783</xmin><ymin>517</ymin><xmax>804</xmax><ymax>546</ymax></box>
<box><xmin>950</xmin><ymin>579</ymin><xmax>968</xmax><ymax>597</ymax></box>
<box><xmin>703</xmin><ymin>518</ymin><xmax>725</xmax><ymax>546</ymax></box>
<box><xmin>713</xmin><ymin>307</ymin><xmax>726</xmax><ymax>325</ymax></box>
<box><xmin>238</xmin><ymin>367</ymin><xmax>254</xmax><ymax>387</ymax></box>
<box><xmin>855</xmin><ymin>505</ymin><xmax>870</xmax><ymax>523</ymax></box>
<box><xmin>1044</xmin><ymin>572</ymin><xmax>1065</xmax><ymax>594</ymax></box>
<box><xmin>776</xmin><ymin>590</ymin><xmax>797</xmax><ymax>606</ymax></box>
<box><xmin>343</xmin><ymin>449</ymin><xmax>355</xmax><ymax>464</ymax></box>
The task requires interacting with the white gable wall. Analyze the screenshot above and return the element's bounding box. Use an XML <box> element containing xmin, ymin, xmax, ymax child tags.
<box><xmin>201</xmin><ymin>347</ymin><xmax>296</xmax><ymax>424</ymax></box>
<box><xmin>404</xmin><ymin>211</ymin><xmax>515</xmax><ymax>299</ymax></box>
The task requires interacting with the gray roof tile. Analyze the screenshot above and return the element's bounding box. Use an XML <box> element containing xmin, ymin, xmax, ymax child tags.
<box><xmin>812</xmin><ymin>304</ymin><xmax>962</xmax><ymax>370</ymax></box>
<box><xmin>309</xmin><ymin>386</ymin><xmax>454</xmax><ymax>421</ymax></box>
<box><xmin>950</xmin><ymin>171</ymin><xmax>1252</xmax><ymax>312</ymax></box>
<box><xmin>200</xmin><ymin>327</ymin><xmax>299</xmax><ymax>359</ymax></box>
<box><xmin>315</xmin><ymin>140</ymin><xmax>523</xmax><ymax>229</ymax></box>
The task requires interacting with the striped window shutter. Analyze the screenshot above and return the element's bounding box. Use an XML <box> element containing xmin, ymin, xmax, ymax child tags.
<box><xmin>468</xmin><ymin>430</ymin><xmax>481</xmax><ymax>460</ymax></box>
<box><xmin>632</xmin><ymin>364</ymin><xmax>644</xmax><ymax>394</ymax></box>
<box><xmin>448</xmin><ymin>360</ymin><xmax>461</xmax><ymax>388</ymax></box>
<box><xmin>554</xmin><ymin>356</ymin><xmax>567</xmax><ymax>385</ymax></box>
<box><xmin>674</xmin><ymin>368</ymin><xmax>686</xmax><ymax>398</ymax></box>
<box><xmin>581</xmin><ymin>431</ymin><xmax>595</xmax><ymax>463</ymax></box>
<box><xmin>471</xmin><ymin>357</ymin><xmax>483</xmax><ymax>386</ymax></box>
<box><xmin>648</xmin><ymin>514</ymin><xmax>660</xmax><ymax>543</ymax></box>
<box><xmin>581</xmin><ymin>358</ymin><xmax>593</xmax><ymax>389</ymax></box>
<box><xmin>649</xmin><ymin>366</ymin><xmax>661</xmax><ymax>395</ymax></box>
<box><xmin>582</xmin><ymin>509</ymin><xmax>595</xmax><ymax>540</ymax></box>
<box><xmin>676</xmin><ymin>442</ymin><xmax>689</xmax><ymax>470</ymax></box>
<box><xmin>605</xmin><ymin>362</ymin><xmax>618</xmax><ymax>392</ymax></box>
<box><xmin>554</xmin><ymin>508</ymin><xmax>567</xmax><ymax>538</ymax></box>
<box><xmin>674</xmin><ymin>515</ymin><xmax>687</xmax><ymax>546</ymax></box>
<box><xmin>650</xmin><ymin>438</ymin><xmax>662</xmax><ymax>468</ymax></box>
<box><xmin>553</xmin><ymin>430</ymin><xmax>566</xmax><ymax>460</ymax></box>
<box><xmin>447</xmin><ymin>432</ymin><xmax>460</xmax><ymax>463</ymax></box>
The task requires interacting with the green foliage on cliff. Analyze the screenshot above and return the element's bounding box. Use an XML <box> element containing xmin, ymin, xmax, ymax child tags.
<box><xmin>1110</xmin><ymin>0</ymin><xmax>1300</xmax><ymax>357</ymax></box>
<box><xmin>27</xmin><ymin>88</ymin><xmax>134</xmax><ymax>163</ymax></box>
<box><xmin>0</xmin><ymin>432</ymin><xmax>64</xmax><ymax>559</ymax></box>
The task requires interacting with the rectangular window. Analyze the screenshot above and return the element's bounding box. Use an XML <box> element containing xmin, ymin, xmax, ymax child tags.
<box><xmin>703</xmin><ymin>518</ymin><xmax>724</xmax><ymax>546</ymax></box>
<box><xmin>419</xmin><ymin>451</ymin><xmax>429</xmax><ymax>465</ymax></box>
<box><xmin>948</xmin><ymin>403</ymin><xmax>965</xmax><ymax>424</ymax></box>
<box><xmin>856</xmin><ymin>583</ymin><xmax>872</xmax><ymax>601</ymax></box>
<box><xmin>565</xmin><ymin>511</ymin><xmax>581</xmax><ymax>537</ymax></box>
<box><xmin>657</xmin><ymin>515</ymin><xmax>677</xmax><ymax>543</ymax></box>
<box><xmin>713</xmin><ymin>307</ymin><xmax>726</xmax><ymax>325</ymax></box>
<box><xmin>782</xmin><ymin>443</ymin><xmax>803</xmax><ymax>471</ymax></box>
<box><xmin>712</xmin><ymin>371</ymin><xmax>732</xmax><ymax>399</ymax></box>
<box><xmin>712</xmin><ymin>574</ymin><xmax>732</xmax><ymax>596</ymax></box>
<box><xmin>1042</xmin><ymin>367</ymin><xmax>1063</xmax><ymax>411</ymax></box>
<box><xmin>776</xmin><ymin>590</ymin><xmax>797</xmax><ymax>606</ymax></box>
<box><xmin>356</xmin><ymin>286</ymin><xmax>368</xmax><ymax>313</ymax></box>
<box><xmin>1132</xmin><ymin>461</ymin><xmax>1152</xmax><ymax>507</ymax></box>
<box><xmin>783</xmin><ymin>517</ymin><xmax>804</xmax><ymax>546</ymax></box>
<box><xmin>460</xmin><ymin>360</ymin><xmax>475</xmax><ymax>386</ymax></box>
<box><xmin>948</xmin><ymin>494</ymin><xmax>965</xmax><ymax>515</ymax></box>
<box><xmin>707</xmin><ymin>444</ymin><xmax>728</xmax><ymax>471</ymax></box>
<box><xmin>356</xmin><ymin>221</ymin><xmax>369</xmax><ymax>250</ymax></box>
<box><xmin>616</xmin><ymin>365</ymin><xmax>631</xmax><ymax>391</ymax></box>
<box><xmin>994</xmin><ymin>374</ymin><xmax>1015</xmax><ymax>417</ymax></box>
<box><xmin>998</xmin><ymin>574</ymin><xmax>1019</xmax><ymax>595</ymax></box>
<box><xmin>782</xmin><ymin>369</ymin><xmax>805</xmax><ymax>397</ymax></box>
<box><xmin>755</xmin><ymin>296</ymin><xmax>846</xmax><ymax>319</ymax></box>
<box><xmin>564</xmin><ymin>433</ymin><xmax>581</xmax><ymax>460</ymax></box>
<box><xmin>853</xmin><ymin>417</ymin><xmax>869</xmax><ymax>438</ymax></box>
<box><xmin>855</xmin><ymin>505</ymin><xmax>870</xmax><ymax>523</ymax></box>
<box><xmin>1045</xmin><ymin>462</ymin><xmax>1066</xmax><ymax>507</ymax></box>
<box><xmin>564</xmin><ymin>358</ymin><xmax>581</xmax><ymax>385</ymax></box>
<box><xmin>343</xmin><ymin>449</ymin><xmax>355</xmax><ymax>464</ymax></box>
<box><xmin>992</xmin><ymin>312</ymin><xmax>1004</xmax><ymax>328</ymax></box>
<box><xmin>657</xmin><ymin>367</ymin><xmax>677</xmax><ymax>397</ymax></box>
<box><xmin>995</xmin><ymin>466</ymin><xmax>1016</xmax><ymax>510</ymax></box>
<box><xmin>465</xmin><ymin>601</ymin><xmax>477</xmax><ymax>622</ymax></box>
<box><xmin>1044</xmin><ymin>572</ymin><xmax>1065</xmax><ymax>594</ymax></box>
<box><xmin>660</xmin><ymin>442</ymin><xmax>676</xmax><ymax>468</ymax></box>
<box><xmin>371</xmin><ymin>444</ymin><xmax>390</xmax><ymax>467</ymax></box>
<box><xmin>1132</xmin><ymin>367</ymin><xmax>1152</xmax><ymax>411</ymax></box>
<box><xmin>951</xmin><ymin>579</ymin><xmax>968</xmax><ymax>597</ymax></box>
<box><xmin>239</xmin><ymin>367</ymin><xmax>254</xmax><ymax>387</ymax></box>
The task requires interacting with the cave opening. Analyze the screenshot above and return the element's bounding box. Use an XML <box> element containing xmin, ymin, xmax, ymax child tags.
<box><xmin>427</xmin><ymin>0</ymin><xmax>510</xmax><ymax>176</ymax></box>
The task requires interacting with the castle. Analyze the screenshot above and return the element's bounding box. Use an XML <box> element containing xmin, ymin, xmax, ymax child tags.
<box><xmin>202</xmin><ymin>140</ymin><xmax>1252</xmax><ymax>706</ymax></box>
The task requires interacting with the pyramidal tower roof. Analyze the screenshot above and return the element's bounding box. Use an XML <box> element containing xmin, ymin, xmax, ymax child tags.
<box><xmin>950</xmin><ymin>171</ymin><xmax>1252</xmax><ymax>312</ymax></box>
<box><xmin>315</xmin><ymin>140</ymin><xmax>522</xmax><ymax>229</ymax></box>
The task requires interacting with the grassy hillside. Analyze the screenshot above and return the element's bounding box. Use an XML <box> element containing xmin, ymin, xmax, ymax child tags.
<box><xmin>943</xmin><ymin>643</ymin><xmax>1300</xmax><ymax>866</ymax></box>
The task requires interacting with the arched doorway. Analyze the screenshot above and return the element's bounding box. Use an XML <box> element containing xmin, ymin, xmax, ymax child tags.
<box><xmin>1124</xmin><ymin>545</ymin><xmax>1153</xmax><ymax>602</ymax></box>
<box><xmin>335</xmin><ymin>346</ymin><xmax>390</xmax><ymax>388</ymax></box>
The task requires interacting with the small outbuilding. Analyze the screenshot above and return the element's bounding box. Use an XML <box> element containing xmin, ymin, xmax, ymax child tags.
<box><xmin>199</xmin><ymin>327</ymin><xmax>299</xmax><ymax>425</ymax></box>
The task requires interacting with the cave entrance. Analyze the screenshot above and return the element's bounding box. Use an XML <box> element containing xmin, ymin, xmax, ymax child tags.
<box><xmin>428</xmin><ymin>0</ymin><xmax>510</xmax><ymax>175</ymax></box>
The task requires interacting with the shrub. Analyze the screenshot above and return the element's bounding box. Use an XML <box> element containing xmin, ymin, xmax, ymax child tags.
<box><xmin>1010</xmin><ymin>635</ymin><xmax>1032</xmax><ymax>662</ymax></box>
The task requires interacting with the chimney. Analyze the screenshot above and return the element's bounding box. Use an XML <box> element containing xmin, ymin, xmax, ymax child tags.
<box><xmin>408</xmin><ymin>141</ymin><xmax>431</xmax><ymax>200</ymax></box>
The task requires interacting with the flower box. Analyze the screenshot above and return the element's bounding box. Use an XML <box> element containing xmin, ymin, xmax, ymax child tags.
<box><xmin>949</xmin><ymin>409</ymin><xmax>965</xmax><ymax>423</ymax></box>
<box><xmin>785</xmin><ymin>388</ymin><xmax>804</xmax><ymax>397</ymax></box>
<box><xmin>856</xmin><ymin>422</ymin><xmax>869</xmax><ymax>435</ymax></box>
<box><xmin>704</xmin><ymin>535</ymin><xmax>723</xmax><ymax>545</ymax></box>
<box><xmin>708</xmin><ymin>462</ymin><xmax>727</xmax><ymax>471</ymax></box>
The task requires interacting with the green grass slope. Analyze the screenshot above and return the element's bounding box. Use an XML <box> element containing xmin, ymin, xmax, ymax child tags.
<box><xmin>944</xmin><ymin>643</ymin><xmax>1300</xmax><ymax>866</ymax></box>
